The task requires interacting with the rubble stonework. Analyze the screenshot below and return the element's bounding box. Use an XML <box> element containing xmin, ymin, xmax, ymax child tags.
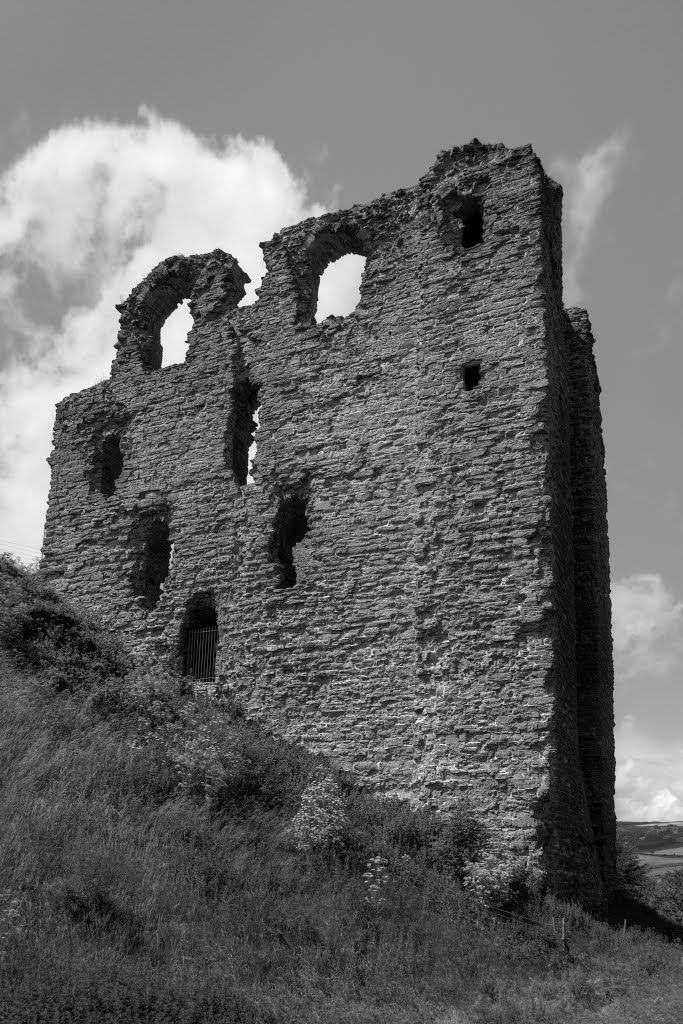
<box><xmin>42</xmin><ymin>141</ymin><xmax>616</xmax><ymax>904</ymax></box>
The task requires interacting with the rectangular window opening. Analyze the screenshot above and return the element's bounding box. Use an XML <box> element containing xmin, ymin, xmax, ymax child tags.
<box><xmin>463</xmin><ymin>363</ymin><xmax>481</xmax><ymax>391</ymax></box>
<box><xmin>461</xmin><ymin>200</ymin><xmax>484</xmax><ymax>249</ymax></box>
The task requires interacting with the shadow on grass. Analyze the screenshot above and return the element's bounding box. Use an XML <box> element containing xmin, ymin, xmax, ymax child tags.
<box><xmin>606</xmin><ymin>890</ymin><xmax>683</xmax><ymax>941</ymax></box>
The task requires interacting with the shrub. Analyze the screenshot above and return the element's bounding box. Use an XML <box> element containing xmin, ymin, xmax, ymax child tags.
<box><xmin>652</xmin><ymin>869</ymin><xmax>683</xmax><ymax>924</ymax></box>
<box><xmin>231</xmin><ymin>723</ymin><xmax>322</xmax><ymax>815</ymax></box>
<box><xmin>341</xmin><ymin>790</ymin><xmax>489</xmax><ymax>880</ymax></box>
<box><xmin>427</xmin><ymin>801</ymin><xmax>490</xmax><ymax>879</ymax></box>
<box><xmin>0</xmin><ymin>555</ymin><xmax>130</xmax><ymax>691</ymax></box>
<box><xmin>289</xmin><ymin>774</ymin><xmax>348</xmax><ymax>853</ymax></box>
<box><xmin>170</xmin><ymin>723</ymin><xmax>248</xmax><ymax>807</ymax></box>
<box><xmin>128</xmin><ymin>668</ymin><xmax>189</xmax><ymax>740</ymax></box>
<box><xmin>462</xmin><ymin>851</ymin><xmax>533</xmax><ymax>911</ymax></box>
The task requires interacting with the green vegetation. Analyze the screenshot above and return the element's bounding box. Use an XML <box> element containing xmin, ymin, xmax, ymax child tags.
<box><xmin>614</xmin><ymin>836</ymin><xmax>683</xmax><ymax>928</ymax></box>
<box><xmin>1</xmin><ymin>555</ymin><xmax>683</xmax><ymax>1022</ymax></box>
<box><xmin>654</xmin><ymin>870</ymin><xmax>683</xmax><ymax>926</ymax></box>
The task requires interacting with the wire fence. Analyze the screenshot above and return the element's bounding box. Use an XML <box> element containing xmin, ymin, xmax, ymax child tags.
<box><xmin>0</xmin><ymin>539</ymin><xmax>42</xmax><ymax>563</ymax></box>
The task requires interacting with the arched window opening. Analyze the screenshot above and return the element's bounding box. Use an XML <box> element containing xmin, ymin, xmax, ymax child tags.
<box><xmin>90</xmin><ymin>433</ymin><xmax>123</xmax><ymax>496</ymax></box>
<box><xmin>115</xmin><ymin>252</ymin><xmax>249</xmax><ymax>372</ymax></box>
<box><xmin>315</xmin><ymin>253</ymin><xmax>367</xmax><ymax>323</ymax></box>
<box><xmin>180</xmin><ymin>592</ymin><xmax>218</xmax><ymax>683</ymax></box>
<box><xmin>130</xmin><ymin>512</ymin><xmax>171</xmax><ymax>610</ymax></box>
<box><xmin>160</xmin><ymin>300</ymin><xmax>194</xmax><ymax>367</ymax></box>
<box><xmin>269</xmin><ymin>493</ymin><xmax>310</xmax><ymax>588</ymax></box>
<box><xmin>230</xmin><ymin>374</ymin><xmax>261</xmax><ymax>486</ymax></box>
<box><xmin>461</xmin><ymin>200</ymin><xmax>484</xmax><ymax>249</ymax></box>
<box><xmin>301</xmin><ymin>226</ymin><xmax>370</xmax><ymax>324</ymax></box>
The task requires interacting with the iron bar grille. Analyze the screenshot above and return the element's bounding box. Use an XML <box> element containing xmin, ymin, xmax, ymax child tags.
<box><xmin>184</xmin><ymin>627</ymin><xmax>218</xmax><ymax>682</ymax></box>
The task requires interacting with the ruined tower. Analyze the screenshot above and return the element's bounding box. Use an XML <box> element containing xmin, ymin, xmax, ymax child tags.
<box><xmin>42</xmin><ymin>141</ymin><xmax>616</xmax><ymax>903</ymax></box>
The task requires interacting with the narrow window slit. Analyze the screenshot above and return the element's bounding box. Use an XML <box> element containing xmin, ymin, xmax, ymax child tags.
<box><xmin>90</xmin><ymin>433</ymin><xmax>124</xmax><ymax>496</ymax></box>
<box><xmin>229</xmin><ymin>353</ymin><xmax>260</xmax><ymax>485</ymax></box>
<box><xmin>462</xmin><ymin>203</ymin><xmax>484</xmax><ymax>249</ymax></box>
<box><xmin>247</xmin><ymin>406</ymin><xmax>261</xmax><ymax>484</ymax></box>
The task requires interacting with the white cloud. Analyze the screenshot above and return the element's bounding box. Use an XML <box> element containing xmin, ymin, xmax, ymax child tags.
<box><xmin>0</xmin><ymin>108</ymin><xmax>329</xmax><ymax>560</ymax></box>
<box><xmin>315</xmin><ymin>253</ymin><xmax>366</xmax><ymax>322</ymax></box>
<box><xmin>615</xmin><ymin>716</ymin><xmax>683</xmax><ymax>820</ymax></box>
<box><xmin>552</xmin><ymin>129</ymin><xmax>629</xmax><ymax>306</ymax></box>
<box><xmin>611</xmin><ymin>572</ymin><xmax>683</xmax><ymax>680</ymax></box>
<box><xmin>611</xmin><ymin>574</ymin><xmax>683</xmax><ymax>819</ymax></box>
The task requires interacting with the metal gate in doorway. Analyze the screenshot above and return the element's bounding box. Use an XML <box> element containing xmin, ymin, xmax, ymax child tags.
<box><xmin>184</xmin><ymin>626</ymin><xmax>218</xmax><ymax>683</ymax></box>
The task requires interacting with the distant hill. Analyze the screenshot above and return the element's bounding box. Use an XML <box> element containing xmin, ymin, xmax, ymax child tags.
<box><xmin>618</xmin><ymin>821</ymin><xmax>683</xmax><ymax>853</ymax></box>
<box><xmin>618</xmin><ymin>821</ymin><xmax>683</xmax><ymax>876</ymax></box>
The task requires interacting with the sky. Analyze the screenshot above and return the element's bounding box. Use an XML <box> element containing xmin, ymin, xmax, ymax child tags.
<box><xmin>1</xmin><ymin>0</ymin><xmax>682</xmax><ymax>820</ymax></box>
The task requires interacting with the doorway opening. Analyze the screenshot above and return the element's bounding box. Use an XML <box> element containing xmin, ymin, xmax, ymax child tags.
<box><xmin>181</xmin><ymin>592</ymin><xmax>218</xmax><ymax>683</ymax></box>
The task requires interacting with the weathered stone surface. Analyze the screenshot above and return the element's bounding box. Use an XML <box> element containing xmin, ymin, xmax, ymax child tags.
<box><xmin>42</xmin><ymin>141</ymin><xmax>616</xmax><ymax>904</ymax></box>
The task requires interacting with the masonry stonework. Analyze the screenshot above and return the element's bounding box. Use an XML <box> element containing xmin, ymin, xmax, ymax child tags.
<box><xmin>42</xmin><ymin>141</ymin><xmax>616</xmax><ymax>904</ymax></box>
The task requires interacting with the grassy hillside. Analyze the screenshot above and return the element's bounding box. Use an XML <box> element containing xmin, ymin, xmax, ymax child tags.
<box><xmin>1</xmin><ymin>556</ymin><xmax>683</xmax><ymax>1023</ymax></box>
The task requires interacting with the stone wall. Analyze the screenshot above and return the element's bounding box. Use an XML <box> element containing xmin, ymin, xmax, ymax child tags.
<box><xmin>42</xmin><ymin>140</ymin><xmax>616</xmax><ymax>904</ymax></box>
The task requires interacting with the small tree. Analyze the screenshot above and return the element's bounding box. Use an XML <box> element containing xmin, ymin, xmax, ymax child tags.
<box><xmin>616</xmin><ymin>839</ymin><xmax>650</xmax><ymax>899</ymax></box>
<box><xmin>653</xmin><ymin>869</ymin><xmax>683</xmax><ymax>923</ymax></box>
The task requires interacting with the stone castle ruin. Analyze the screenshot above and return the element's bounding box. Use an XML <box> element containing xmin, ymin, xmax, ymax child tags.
<box><xmin>42</xmin><ymin>141</ymin><xmax>616</xmax><ymax>903</ymax></box>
